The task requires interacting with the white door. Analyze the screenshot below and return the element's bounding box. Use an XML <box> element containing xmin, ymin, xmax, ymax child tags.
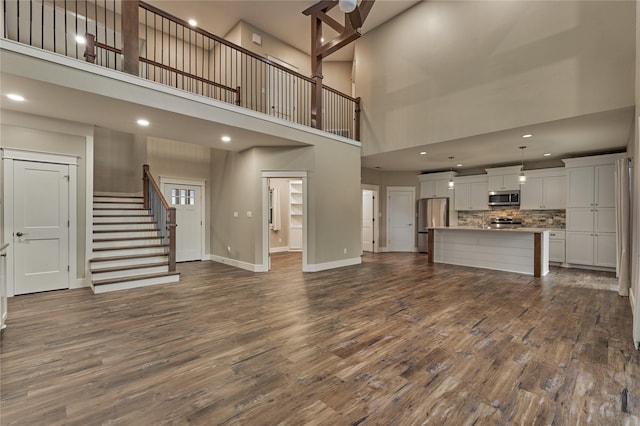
<box><xmin>165</xmin><ymin>184</ymin><xmax>203</xmax><ymax>262</ymax></box>
<box><xmin>267</xmin><ymin>56</ymin><xmax>298</xmax><ymax>121</ymax></box>
<box><xmin>13</xmin><ymin>161</ymin><xmax>69</xmax><ymax>294</ymax></box>
<box><xmin>387</xmin><ymin>187</ymin><xmax>415</xmax><ymax>252</ymax></box>
<box><xmin>362</xmin><ymin>190</ymin><xmax>374</xmax><ymax>252</ymax></box>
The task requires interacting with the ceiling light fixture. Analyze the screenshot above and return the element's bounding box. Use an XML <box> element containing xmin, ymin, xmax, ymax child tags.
<box><xmin>543</xmin><ymin>153</ymin><xmax>551</xmax><ymax>157</ymax></box>
<box><xmin>6</xmin><ymin>94</ymin><xmax>25</xmax><ymax>102</ymax></box>
<box><xmin>221</xmin><ymin>135</ymin><xmax>231</xmax><ymax>142</ymax></box>
<box><xmin>137</xmin><ymin>119</ymin><xmax>149</xmax><ymax>126</ymax></box>
<box><xmin>188</xmin><ymin>19</ymin><xmax>197</xmax><ymax>27</ymax></box>
<box><xmin>448</xmin><ymin>156</ymin><xmax>455</xmax><ymax>189</ymax></box>
<box><xmin>519</xmin><ymin>146</ymin><xmax>527</xmax><ymax>184</ymax></box>
<box><xmin>456</xmin><ymin>163</ymin><xmax>463</xmax><ymax>167</ymax></box>
<box><xmin>338</xmin><ymin>0</ymin><xmax>357</xmax><ymax>13</ymax></box>
<box><xmin>522</xmin><ymin>134</ymin><xmax>533</xmax><ymax>138</ymax></box>
<box><xmin>420</xmin><ymin>151</ymin><xmax>427</xmax><ymax>155</ymax></box>
<box><xmin>75</xmin><ymin>34</ymin><xmax>86</xmax><ymax>44</ymax></box>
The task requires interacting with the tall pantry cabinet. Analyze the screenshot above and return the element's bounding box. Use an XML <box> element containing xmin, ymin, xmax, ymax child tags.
<box><xmin>563</xmin><ymin>154</ymin><xmax>620</xmax><ymax>268</ymax></box>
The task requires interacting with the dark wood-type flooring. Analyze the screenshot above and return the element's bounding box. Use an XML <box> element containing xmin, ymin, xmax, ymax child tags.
<box><xmin>1</xmin><ymin>252</ymin><xmax>638</xmax><ymax>425</ymax></box>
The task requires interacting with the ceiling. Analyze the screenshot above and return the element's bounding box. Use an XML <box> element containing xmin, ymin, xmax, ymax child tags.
<box><xmin>148</xmin><ymin>0</ymin><xmax>422</xmax><ymax>62</ymax></box>
<box><xmin>362</xmin><ymin>107</ymin><xmax>634</xmax><ymax>173</ymax></box>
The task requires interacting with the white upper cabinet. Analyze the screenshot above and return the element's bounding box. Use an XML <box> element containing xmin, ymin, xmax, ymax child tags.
<box><xmin>453</xmin><ymin>175</ymin><xmax>488</xmax><ymax>211</ymax></box>
<box><xmin>566</xmin><ymin>166</ymin><xmax>595</xmax><ymax>208</ymax></box>
<box><xmin>418</xmin><ymin>172</ymin><xmax>454</xmax><ymax>199</ymax></box>
<box><xmin>519</xmin><ymin>169</ymin><xmax>566</xmax><ymax>210</ymax></box>
<box><xmin>595</xmin><ymin>164</ymin><xmax>615</xmax><ymax>208</ymax></box>
<box><xmin>485</xmin><ymin>166</ymin><xmax>522</xmax><ymax>192</ymax></box>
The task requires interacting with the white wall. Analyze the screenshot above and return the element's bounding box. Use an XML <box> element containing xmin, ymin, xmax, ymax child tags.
<box><xmin>355</xmin><ymin>1</ymin><xmax>636</xmax><ymax>156</ymax></box>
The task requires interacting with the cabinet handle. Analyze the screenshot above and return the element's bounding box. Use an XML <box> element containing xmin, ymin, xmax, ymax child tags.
<box><xmin>0</xmin><ymin>253</ymin><xmax>6</xmax><ymax>257</ymax></box>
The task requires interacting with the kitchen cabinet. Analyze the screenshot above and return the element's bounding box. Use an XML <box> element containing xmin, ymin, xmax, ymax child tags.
<box><xmin>563</xmin><ymin>154</ymin><xmax>620</xmax><ymax>269</ymax></box>
<box><xmin>548</xmin><ymin>230</ymin><xmax>565</xmax><ymax>263</ymax></box>
<box><xmin>418</xmin><ymin>172</ymin><xmax>454</xmax><ymax>199</ymax></box>
<box><xmin>520</xmin><ymin>168</ymin><xmax>566</xmax><ymax>210</ymax></box>
<box><xmin>485</xmin><ymin>166</ymin><xmax>522</xmax><ymax>192</ymax></box>
<box><xmin>289</xmin><ymin>180</ymin><xmax>303</xmax><ymax>251</ymax></box>
<box><xmin>453</xmin><ymin>176</ymin><xmax>488</xmax><ymax>211</ymax></box>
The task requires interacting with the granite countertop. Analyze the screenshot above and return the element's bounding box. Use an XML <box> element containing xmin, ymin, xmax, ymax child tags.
<box><xmin>429</xmin><ymin>226</ymin><xmax>550</xmax><ymax>233</ymax></box>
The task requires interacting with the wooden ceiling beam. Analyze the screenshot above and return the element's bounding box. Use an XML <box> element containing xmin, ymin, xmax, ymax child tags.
<box><xmin>302</xmin><ymin>0</ymin><xmax>338</xmax><ymax>16</ymax></box>
<box><xmin>318</xmin><ymin>30</ymin><xmax>361</xmax><ymax>59</ymax></box>
<box><xmin>316</xmin><ymin>11</ymin><xmax>345</xmax><ymax>34</ymax></box>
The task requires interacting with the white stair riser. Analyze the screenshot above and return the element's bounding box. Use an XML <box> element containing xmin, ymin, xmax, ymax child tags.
<box><xmin>93</xmin><ymin>216</ymin><xmax>154</xmax><ymax>223</ymax></box>
<box><xmin>92</xmin><ymin>274</ymin><xmax>180</xmax><ymax>294</ymax></box>
<box><xmin>93</xmin><ymin>223</ymin><xmax>158</xmax><ymax>231</ymax></box>
<box><xmin>94</xmin><ymin>209</ymin><xmax>150</xmax><ymax>216</ymax></box>
<box><xmin>92</xmin><ymin>265</ymin><xmax>169</xmax><ymax>280</ymax></box>
<box><xmin>90</xmin><ymin>255</ymin><xmax>168</xmax><ymax>269</ymax></box>
<box><xmin>93</xmin><ymin>239</ymin><xmax>163</xmax><ymax>249</ymax></box>
<box><xmin>94</xmin><ymin>202</ymin><xmax>144</xmax><ymax>209</ymax></box>
<box><xmin>93</xmin><ymin>231</ymin><xmax>160</xmax><ymax>239</ymax></box>
<box><xmin>92</xmin><ymin>247</ymin><xmax>166</xmax><ymax>258</ymax></box>
<box><xmin>94</xmin><ymin>196</ymin><xmax>143</xmax><ymax>203</ymax></box>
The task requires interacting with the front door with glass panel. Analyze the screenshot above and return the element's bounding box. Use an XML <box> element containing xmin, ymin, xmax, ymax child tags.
<box><xmin>165</xmin><ymin>184</ymin><xmax>203</xmax><ymax>262</ymax></box>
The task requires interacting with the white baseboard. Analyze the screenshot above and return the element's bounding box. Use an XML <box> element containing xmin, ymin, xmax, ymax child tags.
<box><xmin>564</xmin><ymin>263</ymin><xmax>616</xmax><ymax>273</ymax></box>
<box><xmin>631</xmin><ymin>290</ymin><xmax>636</xmax><ymax>315</ymax></box>
<box><xmin>73</xmin><ymin>277</ymin><xmax>90</xmax><ymax>289</ymax></box>
<box><xmin>93</xmin><ymin>191</ymin><xmax>143</xmax><ymax>197</ymax></box>
<box><xmin>303</xmin><ymin>257</ymin><xmax>361</xmax><ymax>272</ymax></box>
<box><xmin>203</xmin><ymin>253</ymin><xmax>213</xmax><ymax>261</ymax></box>
<box><xmin>210</xmin><ymin>255</ymin><xmax>266</xmax><ymax>272</ymax></box>
<box><xmin>269</xmin><ymin>246</ymin><xmax>289</xmax><ymax>253</ymax></box>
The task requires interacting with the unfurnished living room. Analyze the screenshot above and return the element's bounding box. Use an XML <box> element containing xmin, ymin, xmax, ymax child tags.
<box><xmin>1</xmin><ymin>0</ymin><xmax>640</xmax><ymax>424</ymax></box>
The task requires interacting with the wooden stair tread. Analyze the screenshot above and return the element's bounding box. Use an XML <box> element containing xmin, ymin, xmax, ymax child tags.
<box><xmin>93</xmin><ymin>215</ymin><xmax>151</xmax><ymax>218</ymax></box>
<box><xmin>94</xmin><ymin>200</ymin><xmax>144</xmax><ymax>204</ymax></box>
<box><xmin>93</xmin><ymin>229</ymin><xmax>160</xmax><ymax>234</ymax></box>
<box><xmin>93</xmin><ymin>195</ymin><xmax>143</xmax><ymax>199</ymax></box>
<box><xmin>91</xmin><ymin>262</ymin><xmax>169</xmax><ymax>274</ymax></box>
<box><xmin>93</xmin><ymin>207</ymin><xmax>149</xmax><ymax>211</ymax></box>
<box><xmin>93</xmin><ymin>244</ymin><xmax>168</xmax><ymax>252</ymax></box>
<box><xmin>93</xmin><ymin>236</ymin><xmax>162</xmax><ymax>242</ymax></box>
<box><xmin>90</xmin><ymin>253</ymin><xmax>169</xmax><ymax>263</ymax></box>
<box><xmin>92</xmin><ymin>271</ymin><xmax>180</xmax><ymax>286</ymax></box>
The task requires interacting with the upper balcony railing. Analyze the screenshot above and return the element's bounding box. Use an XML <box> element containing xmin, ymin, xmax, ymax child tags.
<box><xmin>1</xmin><ymin>0</ymin><xmax>360</xmax><ymax>141</ymax></box>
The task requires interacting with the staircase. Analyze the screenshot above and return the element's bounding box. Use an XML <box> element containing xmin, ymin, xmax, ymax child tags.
<box><xmin>90</xmin><ymin>193</ymin><xmax>180</xmax><ymax>293</ymax></box>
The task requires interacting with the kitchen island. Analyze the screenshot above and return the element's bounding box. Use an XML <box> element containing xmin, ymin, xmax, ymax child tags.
<box><xmin>427</xmin><ymin>227</ymin><xmax>549</xmax><ymax>277</ymax></box>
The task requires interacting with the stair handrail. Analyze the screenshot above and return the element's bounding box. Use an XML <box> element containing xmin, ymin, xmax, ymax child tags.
<box><xmin>142</xmin><ymin>165</ymin><xmax>176</xmax><ymax>272</ymax></box>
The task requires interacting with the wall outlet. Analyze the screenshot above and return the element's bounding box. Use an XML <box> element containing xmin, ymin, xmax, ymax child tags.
<box><xmin>247</xmin><ymin>211</ymin><xmax>252</xmax><ymax>218</ymax></box>
<box><xmin>343</xmin><ymin>248</ymin><xmax>347</xmax><ymax>254</ymax></box>
<box><xmin>227</xmin><ymin>246</ymin><xmax>231</xmax><ymax>252</ymax></box>
<box><xmin>278</xmin><ymin>238</ymin><xmax>282</xmax><ymax>243</ymax></box>
<box><xmin>233</xmin><ymin>211</ymin><xmax>238</xmax><ymax>218</ymax></box>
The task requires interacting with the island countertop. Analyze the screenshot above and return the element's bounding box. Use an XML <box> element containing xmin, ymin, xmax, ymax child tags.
<box><xmin>427</xmin><ymin>227</ymin><xmax>549</xmax><ymax>276</ymax></box>
<box><xmin>429</xmin><ymin>226</ymin><xmax>550</xmax><ymax>233</ymax></box>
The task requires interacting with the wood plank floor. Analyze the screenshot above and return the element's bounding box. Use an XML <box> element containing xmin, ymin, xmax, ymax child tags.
<box><xmin>1</xmin><ymin>252</ymin><xmax>638</xmax><ymax>425</ymax></box>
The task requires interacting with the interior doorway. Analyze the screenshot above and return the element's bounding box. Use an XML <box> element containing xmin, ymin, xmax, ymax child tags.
<box><xmin>262</xmin><ymin>172</ymin><xmax>307</xmax><ymax>271</ymax></box>
<box><xmin>362</xmin><ymin>185</ymin><xmax>379</xmax><ymax>253</ymax></box>
<box><xmin>387</xmin><ymin>186</ymin><xmax>416</xmax><ymax>252</ymax></box>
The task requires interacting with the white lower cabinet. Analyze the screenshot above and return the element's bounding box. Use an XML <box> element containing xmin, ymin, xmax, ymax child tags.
<box><xmin>548</xmin><ymin>230</ymin><xmax>565</xmax><ymax>263</ymax></box>
<box><xmin>566</xmin><ymin>231</ymin><xmax>615</xmax><ymax>267</ymax></box>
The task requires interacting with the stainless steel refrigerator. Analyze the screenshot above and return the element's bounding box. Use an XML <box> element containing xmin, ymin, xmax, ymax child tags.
<box><xmin>417</xmin><ymin>198</ymin><xmax>449</xmax><ymax>253</ymax></box>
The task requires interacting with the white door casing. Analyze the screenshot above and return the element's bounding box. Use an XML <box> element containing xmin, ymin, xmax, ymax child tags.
<box><xmin>362</xmin><ymin>189</ymin><xmax>375</xmax><ymax>252</ymax></box>
<box><xmin>2</xmin><ymin>149</ymin><xmax>78</xmax><ymax>297</ymax></box>
<box><xmin>387</xmin><ymin>186</ymin><xmax>415</xmax><ymax>252</ymax></box>
<box><xmin>160</xmin><ymin>178</ymin><xmax>205</xmax><ymax>263</ymax></box>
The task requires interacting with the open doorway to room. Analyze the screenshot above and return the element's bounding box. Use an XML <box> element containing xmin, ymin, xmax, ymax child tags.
<box><xmin>262</xmin><ymin>172</ymin><xmax>307</xmax><ymax>271</ymax></box>
<box><xmin>362</xmin><ymin>185</ymin><xmax>379</xmax><ymax>254</ymax></box>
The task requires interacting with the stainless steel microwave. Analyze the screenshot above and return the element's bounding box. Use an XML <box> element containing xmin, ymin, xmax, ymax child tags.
<box><xmin>488</xmin><ymin>190</ymin><xmax>520</xmax><ymax>206</ymax></box>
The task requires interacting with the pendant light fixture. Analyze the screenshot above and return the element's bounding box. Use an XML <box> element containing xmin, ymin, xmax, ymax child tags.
<box><xmin>518</xmin><ymin>146</ymin><xmax>527</xmax><ymax>185</ymax></box>
<box><xmin>448</xmin><ymin>156</ymin><xmax>455</xmax><ymax>189</ymax></box>
<box><xmin>338</xmin><ymin>0</ymin><xmax>357</xmax><ymax>13</ymax></box>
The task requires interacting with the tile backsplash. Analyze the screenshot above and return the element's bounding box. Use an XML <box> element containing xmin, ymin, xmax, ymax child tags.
<box><xmin>457</xmin><ymin>208</ymin><xmax>565</xmax><ymax>229</ymax></box>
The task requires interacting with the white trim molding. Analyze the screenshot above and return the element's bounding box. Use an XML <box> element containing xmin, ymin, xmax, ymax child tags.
<box><xmin>210</xmin><ymin>255</ymin><xmax>266</xmax><ymax>272</ymax></box>
<box><xmin>303</xmin><ymin>257</ymin><xmax>362</xmax><ymax>272</ymax></box>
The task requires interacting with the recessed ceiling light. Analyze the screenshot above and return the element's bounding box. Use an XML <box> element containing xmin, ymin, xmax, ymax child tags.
<box><xmin>221</xmin><ymin>135</ymin><xmax>231</xmax><ymax>142</ymax></box>
<box><xmin>420</xmin><ymin>151</ymin><xmax>427</xmax><ymax>155</ymax></box>
<box><xmin>75</xmin><ymin>34</ymin><xmax>86</xmax><ymax>44</ymax></box>
<box><xmin>543</xmin><ymin>153</ymin><xmax>551</xmax><ymax>157</ymax></box>
<box><xmin>456</xmin><ymin>164</ymin><xmax>463</xmax><ymax>167</ymax></box>
<box><xmin>188</xmin><ymin>19</ymin><xmax>197</xmax><ymax>26</ymax></box>
<box><xmin>522</xmin><ymin>134</ymin><xmax>533</xmax><ymax>138</ymax></box>
<box><xmin>7</xmin><ymin>93</ymin><xmax>25</xmax><ymax>102</ymax></box>
<box><xmin>137</xmin><ymin>119</ymin><xmax>149</xmax><ymax>126</ymax></box>
<box><xmin>321</xmin><ymin>37</ymin><xmax>324</xmax><ymax>42</ymax></box>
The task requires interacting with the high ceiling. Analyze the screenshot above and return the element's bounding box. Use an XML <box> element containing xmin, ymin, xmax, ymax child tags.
<box><xmin>148</xmin><ymin>0</ymin><xmax>421</xmax><ymax>62</ymax></box>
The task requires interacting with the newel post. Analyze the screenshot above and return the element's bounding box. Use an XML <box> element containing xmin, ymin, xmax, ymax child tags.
<box><xmin>142</xmin><ymin>164</ymin><xmax>149</xmax><ymax>209</ymax></box>
<box><xmin>83</xmin><ymin>33</ymin><xmax>96</xmax><ymax>63</ymax></box>
<box><xmin>122</xmin><ymin>0</ymin><xmax>140</xmax><ymax>76</ymax></box>
<box><xmin>354</xmin><ymin>97</ymin><xmax>361</xmax><ymax>141</ymax></box>
<box><xmin>168</xmin><ymin>207</ymin><xmax>177</xmax><ymax>272</ymax></box>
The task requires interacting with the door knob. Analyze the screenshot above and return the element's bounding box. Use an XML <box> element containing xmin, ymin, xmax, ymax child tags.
<box><xmin>16</xmin><ymin>232</ymin><xmax>24</xmax><ymax>237</ymax></box>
